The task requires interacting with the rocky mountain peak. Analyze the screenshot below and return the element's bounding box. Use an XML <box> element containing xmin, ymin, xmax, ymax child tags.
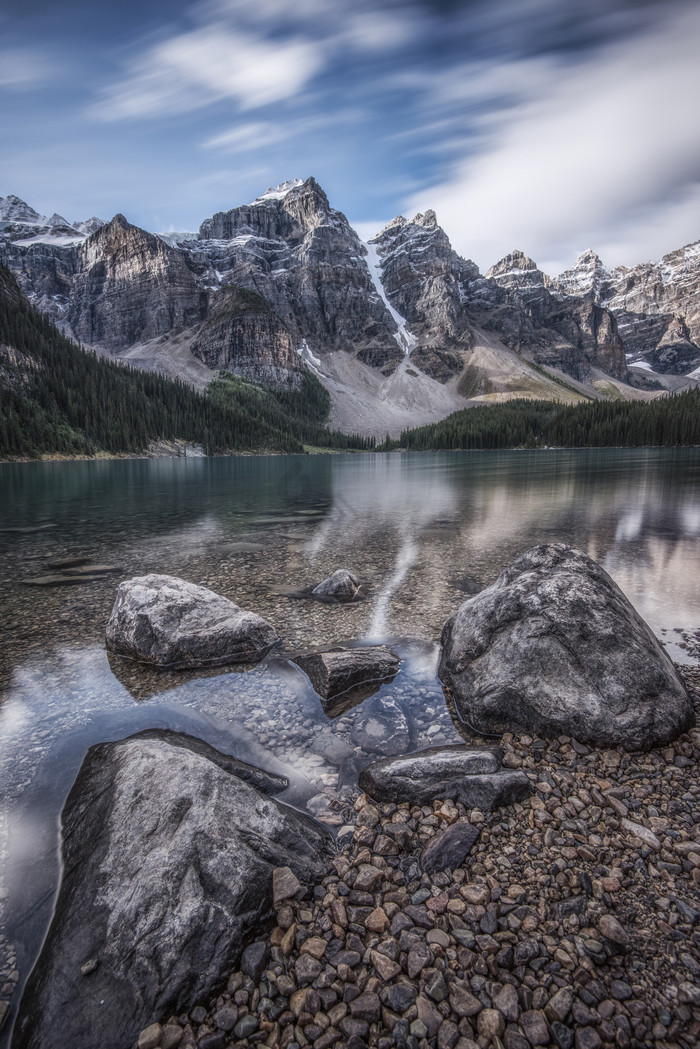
<box><xmin>414</xmin><ymin>209</ymin><xmax>438</xmax><ymax>229</ymax></box>
<box><xmin>487</xmin><ymin>250</ymin><xmax>540</xmax><ymax>279</ymax></box>
<box><xmin>555</xmin><ymin>249</ymin><xmax>610</xmax><ymax>300</ymax></box>
<box><xmin>0</xmin><ymin>195</ymin><xmax>43</xmax><ymax>224</ymax></box>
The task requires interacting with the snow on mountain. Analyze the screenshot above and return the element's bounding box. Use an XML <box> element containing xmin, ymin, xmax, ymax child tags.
<box><xmin>362</xmin><ymin>239</ymin><xmax>417</xmax><ymax>357</ymax></box>
<box><xmin>0</xmin><ymin>195</ymin><xmax>43</xmax><ymax>224</ymax></box>
<box><xmin>250</xmin><ymin>179</ymin><xmax>305</xmax><ymax>205</ymax></box>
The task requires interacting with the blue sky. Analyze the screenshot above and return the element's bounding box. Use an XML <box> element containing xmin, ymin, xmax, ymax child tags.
<box><xmin>2</xmin><ymin>0</ymin><xmax>699</xmax><ymax>274</ymax></box>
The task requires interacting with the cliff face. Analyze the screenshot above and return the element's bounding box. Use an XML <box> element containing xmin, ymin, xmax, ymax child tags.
<box><xmin>191</xmin><ymin>178</ymin><xmax>402</xmax><ymax>371</ymax></box>
<box><xmin>191</xmin><ymin>287</ymin><xmax>305</xmax><ymax>388</ymax></box>
<box><xmin>68</xmin><ymin>215</ymin><xmax>207</xmax><ymax>349</ymax></box>
<box><xmin>553</xmin><ymin>243</ymin><xmax>700</xmax><ymax>375</ymax></box>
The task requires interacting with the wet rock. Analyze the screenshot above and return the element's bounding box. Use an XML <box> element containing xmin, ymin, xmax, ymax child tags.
<box><xmin>420</xmin><ymin>819</ymin><xmax>480</xmax><ymax>874</ymax></box>
<box><xmin>12</xmin><ymin>732</ymin><xmax>332</xmax><ymax>1049</ymax></box>
<box><xmin>439</xmin><ymin>544</ymin><xmax>694</xmax><ymax>749</ymax></box>
<box><xmin>105</xmin><ymin>574</ymin><xmax>278</xmax><ymax>668</ymax></box>
<box><xmin>358</xmin><ymin>745</ymin><xmax>530</xmax><ymax>809</ymax></box>
<box><xmin>294</xmin><ymin>645</ymin><xmax>400</xmax><ymax>710</ymax></box>
<box><xmin>311</xmin><ymin>569</ymin><xmax>362</xmax><ymax>602</ymax></box>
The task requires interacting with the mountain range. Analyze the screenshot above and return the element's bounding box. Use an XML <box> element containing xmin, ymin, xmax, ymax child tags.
<box><xmin>1</xmin><ymin>178</ymin><xmax>698</xmax><ymax>437</ymax></box>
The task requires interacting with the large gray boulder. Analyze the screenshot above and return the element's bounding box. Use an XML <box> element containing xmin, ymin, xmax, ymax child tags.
<box><xmin>12</xmin><ymin>731</ymin><xmax>333</xmax><ymax>1049</ymax></box>
<box><xmin>105</xmin><ymin>574</ymin><xmax>278</xmax><ymax>668</ymax></box>
<box><xmin>358</xmin><ymin>744</ymin><xmax>530</xmax><ymax>809</ymax></box>
<box><xmin>439</xmin><ymin>544</ymin><xmax>694</xmax><ymax>750</ymax></box>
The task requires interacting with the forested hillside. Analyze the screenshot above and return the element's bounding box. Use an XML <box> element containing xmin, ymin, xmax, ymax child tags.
<box><xmin>381</xmin><ymin>391</ymin><xmax>700</xmax><ymax>451</ymax></box>
<box><xmin>0</xmin><ymin>265</ymin><xmax>371</xmax><ymax>459</ymax></box>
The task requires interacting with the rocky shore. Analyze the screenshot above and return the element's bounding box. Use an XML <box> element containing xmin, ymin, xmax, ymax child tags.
<box><xmin>134</xmin><ymin>655</ymin><xmax>700</xmax><ymax>1049</ymax></box>
<box><xmin>7</xmin><ymin>549</ymin><xmax>699</xmax><ymax>1049</ymax></box>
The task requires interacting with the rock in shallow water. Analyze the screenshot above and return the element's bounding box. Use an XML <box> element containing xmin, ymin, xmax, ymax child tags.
<box><xmin>439</xmin><ymin>543</ymin><xmax>694</xmax><ymax>750</ymax></box>
<box><xmin>105</xmin><ymin>574</ymin><xmax>278</xmax><ymax>668</ymax></box>
<box><xmin>357</xmin><ymin>744</ymin><xmax>530</xmax><ymax>809</ymax></box>
<box><xmin>293</xmin><ymin>646</ymin><xmax>400</xmax><ymax>706</ymax></box>
<box><xmin>311</xmin><ymin>569</ymin><xmax>362</xmax><ymax>602</ymax></box>
<box><xmin>12</xmin><ymin>731</ymin><xmax>333</xmax><ymax>1049</ymax></box>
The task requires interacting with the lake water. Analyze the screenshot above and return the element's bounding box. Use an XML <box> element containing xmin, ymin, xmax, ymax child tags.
<box><xmin>1</xmin><ymin>448</ymin><xmax>699</xmax><ymax>1038</ymax></box>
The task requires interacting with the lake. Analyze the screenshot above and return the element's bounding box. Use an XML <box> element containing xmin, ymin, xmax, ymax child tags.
<box><xmin>0</xmin><ymin>448</ymin><xmax>699</xmax><ymax>1039</ymax></box>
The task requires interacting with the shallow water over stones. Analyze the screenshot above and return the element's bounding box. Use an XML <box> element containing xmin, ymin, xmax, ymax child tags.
<box><xmin>1</xmin><ymin>448</ymin><xmax>699</xmax><ymax>1042</ymax></box>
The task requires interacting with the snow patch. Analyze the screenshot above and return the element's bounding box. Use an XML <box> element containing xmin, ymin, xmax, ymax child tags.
<box><xmin>11</xmin><ymin>233</ymin><xmax>86</xmax><ymax>247</ymax></box>
<box><xmin>363</xmin><ymin>240</ymin><xmax>417</xmax><ymax>358</ymax></box>
<box><xmin>297</xmin><ymin>339</ymin><xmax>323</xmax><ymax>372</ymax></box>
<box><xmin>251</xmin><ymin>179</ymin><xmax>304</xmax><ymax>205</ymax></box>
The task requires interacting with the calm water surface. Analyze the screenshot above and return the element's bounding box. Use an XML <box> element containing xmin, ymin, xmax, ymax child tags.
<box><xmin>0</xmin><ymin>448</ymin><xmax>699</xmax><ymax>1037</ymax></box>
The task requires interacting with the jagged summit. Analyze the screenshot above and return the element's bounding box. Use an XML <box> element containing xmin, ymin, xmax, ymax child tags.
<box><xmin>487</xmin><ymin>250</ymin><xmax>541</xmax><ymax>278</ymax></box>
<box><xmin>0</xmin><ymin>195</ymin><xmax>43</xmax><ymax>224</ymax></box>
<box><xmin>250</xmin><ymin>178</ymin><xmax>305</xmax><ymax>205</ymax></box>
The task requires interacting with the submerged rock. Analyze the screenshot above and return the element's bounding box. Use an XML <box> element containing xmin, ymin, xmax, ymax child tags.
<box><xmin>351</xmin><ymin>694</ymin><xmax>413</xmax><ymax>756</ymax></box>
<box><xmin>12</xmin><ymin>731</ymin><xmax>333</xmax><ymax>1049</ymax></box>
<box><xmin>293</xmin><ymin>646</ymin><xmax>400</xmax><ymax>708</ymax></box>
<box><xmin>105</xmin><ymin>574</ymin><xmax>278</xmax><ymax>668</ymax></box>
<box><xmin>439</xmin><ymin>543</ymin><xmax>694</xmax><ymax>750</ymax></box>
<box><xmin>311</xmin><ymin>569</ymin><xmax>362</xmax><ymax>602</ymax></box>
<box><xmin>358</xmin><ymin>744</ymin><xmax>530</xmax><ymax>809</ymax></box>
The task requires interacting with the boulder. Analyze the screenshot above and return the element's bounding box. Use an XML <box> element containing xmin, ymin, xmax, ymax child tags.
<box><xmin>439</xmin><ymin>544</ymin><xmax>694</xmax><ymax>750</ymax></box>
<box><xmin>358</xmin><ymin>744</ymin><xmax>530</xmax><ymax>809</ymax></box>
<box><xmin>105</xmin><ymin>574</ymin><xmax>278</xmax><ymax>668</ymax></box>
<box><xmin>351</xmin><ymin>694</ymin><xmax>413</xmax><ymax>756</ymax></box>
<box><xmin>12</xmin><ymin>731</ymin><xmax>333</xmax><ymax>1049</ymax></box>
<box><xmin>311</xmin><ymin>569</ymin><xmax>362</xmax><ymax>602</ymax></box>
<box><xmin>293</xmin><ymin>646</ymin><xmax>400</xmax><ymax>710</ymax></box>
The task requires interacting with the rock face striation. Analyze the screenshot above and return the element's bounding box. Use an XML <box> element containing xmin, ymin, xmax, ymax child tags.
<box><xmin>12</xmin><ymin>731</ymin><xmax>334</xmax><ymax>1049</ymax></box>
<box><xmin>105</xmin><ymin>574</ymin><xmax>278</xmax><ymax>668</ymax></box>
<box><xmin>358</xmin><ymin>744</ymin><xmax>531</xmax><ymax>809</ymax></box>
<box><xmin>439</xmin><ymin>544</ymin><xmax>694</xmax><ymax>750</ymax></box>
<box><xmin>553</xmin><ymin>243</ymin><xmax>700</xmax><ymax>376</ymax></box>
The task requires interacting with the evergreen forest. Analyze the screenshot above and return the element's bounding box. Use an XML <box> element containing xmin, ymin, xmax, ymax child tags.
<box><xmin>379</xmin><ymin>392</ymin><xmax>700</xmax><ymax>451</ymax></box>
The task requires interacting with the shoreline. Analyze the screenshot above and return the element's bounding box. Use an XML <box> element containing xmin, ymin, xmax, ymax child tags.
<box><xmin>133</xmin><ymin>656</ymin><xmax>700</xmax><ymax>1049</ymax></box>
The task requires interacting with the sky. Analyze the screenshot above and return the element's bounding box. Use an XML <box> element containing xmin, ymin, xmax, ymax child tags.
<box><xmin>1</xmin><ymin>0</ymin><xmax>699</xmax><ymax>275</ymax></box>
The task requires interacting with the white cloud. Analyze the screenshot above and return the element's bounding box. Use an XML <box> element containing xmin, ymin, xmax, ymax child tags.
<box><xmin>91</xmin><ymin>23</ymin><xmax>325</xmax><ymax>120</ymax></box>
<box><xmin>0</xmin><ymin>49</ymin><xmax>52</xmax><ymax>89</ymax></box>
<box><xmin>404</xmin><ymin>4</ymin><xmax>700</xmax><ymax>273</ymax></box>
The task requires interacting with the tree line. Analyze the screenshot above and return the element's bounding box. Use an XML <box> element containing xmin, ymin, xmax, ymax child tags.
<box><xmin>378</xmin><ymin>391</ymin><xmax>700</xmax><ymax>451</ymax></box>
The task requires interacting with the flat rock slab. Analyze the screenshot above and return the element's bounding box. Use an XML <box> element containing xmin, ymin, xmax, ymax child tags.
<box><xmin>358</xmin><ymin>744</ymin><xmax>530</xmax><ymax>810</ymax></box>
<box><xmin>12</xmin><ymin>731</ymin><xmax>333</xmax><ymax>1049</ymax></box>
<box><xmin>439</xmin><ymin>543</ymin><xmax>694</xmax><ymax>750</ymax></box>
<box><xmin>293</xmin><ymin>646</ymin><xmax>400</xmax><ymax>707</ymax></box>
<box><xmin>105</xmin><ymin>574</ymin><xmax>278</xmax><ymax>668</ymax></box>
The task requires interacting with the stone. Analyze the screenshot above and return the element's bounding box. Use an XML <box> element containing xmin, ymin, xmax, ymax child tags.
<box><xmin>448</xmin><ymin>982</ymin><xmax>482</xmax><ymax>1018</ymax></box>
<box><xmin>620</xmin><ymin>819</ymin><xmax>662</xmax><ymax>852</ymax></box>
<box><xmin>421</xmin><ymin>820</ymin><xmax>480</xmax><ymax>874</ymax></box>
<box><xmin>273</xmin><ymin>866</ymin><xmax>304</xmax><ymax>906</ymax></box>
<box><xmin>240</xmin><ymin>940</ymin><xmax>270</xmax><ymax>982</ymax></box>
<box><xmin>354</xmin><ymin>864</ymin><xmax>383</xmax><ymax>892</ymax></box>
<box><xmin>212</xmin><ymin>1004</ymin><xmax>238</xmax><ymax>1032</ymax></box>
<box><xmin>105</xmin><ymin>574</ymin><xmax>278</xmax><ymax>668</ymax></box>
<box><xmin>365</xmin><ymin>907</ymin><xmax>389</xmax><ymax>932</ymax></box>
<box><xmin>493</xmin><ymin>983</ymin><xmax>520</xmax><ymax>1022</ymax></box>
<box><xmin>370</xmin><ymin>950</ymin><xmax>401</xmax><ymax>981</ymax></box>
<box><xmin>358</xmin><ymin>745</ymin><xmax>530</xmax><ymax>810</ymax></box>
<box><xmin>407</xmin><ymin>943</ymin><xmax>433</xmax><ymax>978</ymax></box>
<box><xmin>137</xmin><ymin>1024</ymin><xmax>162</xmax><ymax>1049</ymax></box>
<box><xmin>311</xmin><ymin>569</ymin><xmax>362</xmax><ymax>601</ymax></box>
<box><xmin>439</xmin><ymin>544</ymin><xmax>693</xmax><ymax>750</ymax></box>
<box><xmin>349</xmin><ymin>992</ymin><xmax>381</xmax><ymax>1023</ymax></box>
<box><xmin>477</xmin><ymin>1009</ymin><xmax>505</xmax><ymax>1041</ymax></box>
<box><xmin>293</xmin><ymin>646</ymin><xmax>400</xmax><ymax>707</ymax></box>
<box><xmin>520</xmin><ymin>1010</ymin><xmax>549</xmax><ymax>1046</ymax></box>
<box><xmin>598</xmin><ymin>915</ymin><xmax>630</xmax><ymax>948</ymax></box>
<box><xmin>12</xmin><ymin>732</ymin><xmax>332</xmax><ymax>1049</ymax></box>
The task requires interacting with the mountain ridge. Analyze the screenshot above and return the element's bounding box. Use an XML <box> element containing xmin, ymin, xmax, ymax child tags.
<box><xmin>1</xmin><ymin>179</ymin><xmax>697</xmax><ymax>436</ymax></box>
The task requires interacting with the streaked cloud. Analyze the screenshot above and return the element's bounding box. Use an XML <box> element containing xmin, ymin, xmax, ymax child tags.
<box><xmin>404</xmin><ymin>2</ymin><xmax>700</xmax><ymax>272</ymax></box>
<box><xmin>0</xmin><ymin>49</ymin><xmax>53</xmax><ymax>90</ymax></box>
<box><xmin>90</xmin><ymin>23</ymin><xmax>324</xmax><ymax>119</ymax></box>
